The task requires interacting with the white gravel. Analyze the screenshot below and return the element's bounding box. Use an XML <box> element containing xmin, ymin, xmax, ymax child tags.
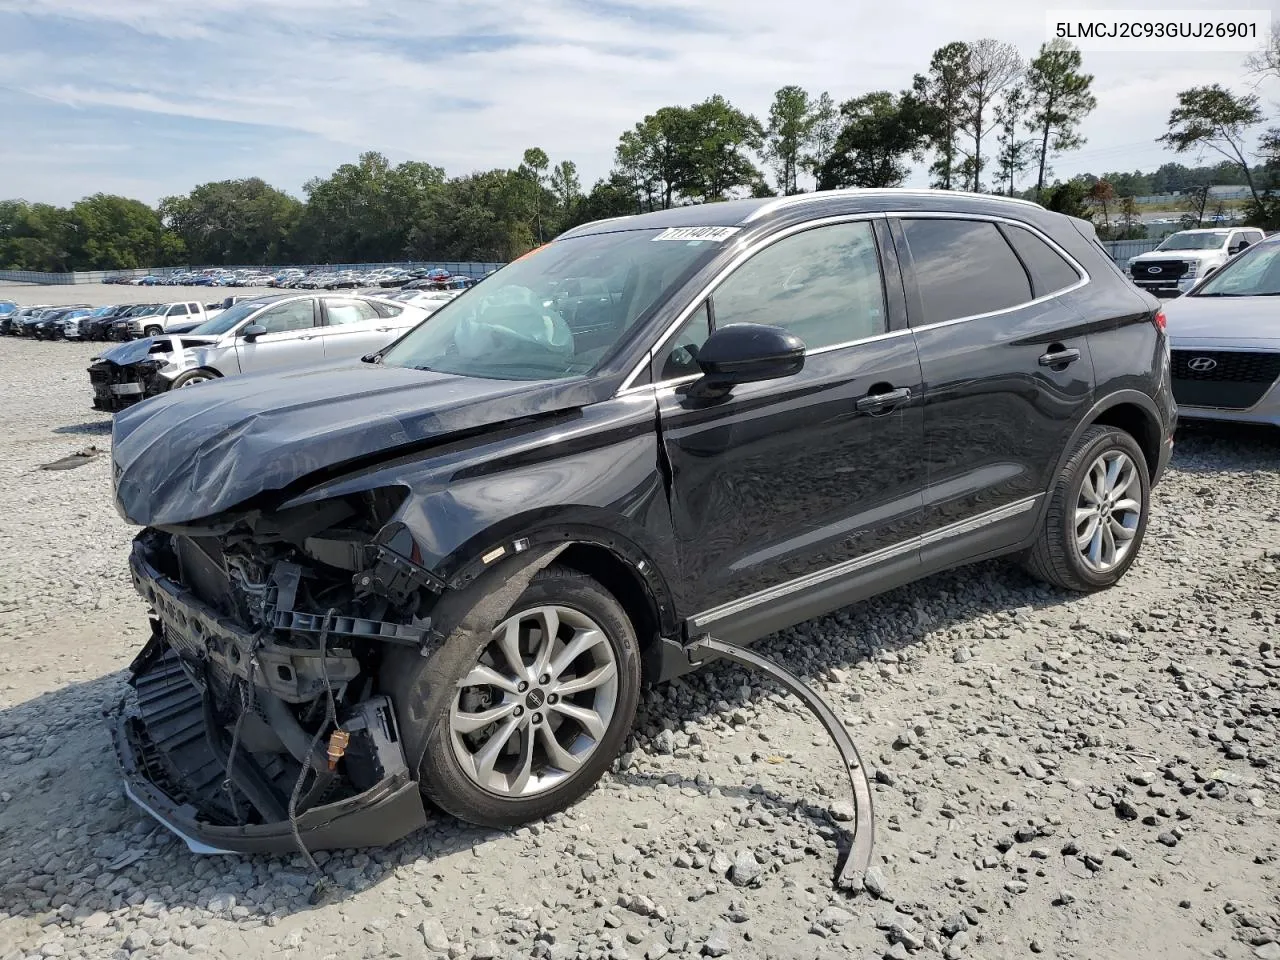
<box><xmin>1</xmin><ymin>335</ymin><xmax>1279</xmax><ymax>960</ymax></box>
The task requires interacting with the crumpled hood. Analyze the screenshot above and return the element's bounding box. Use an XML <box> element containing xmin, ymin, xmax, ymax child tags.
<box><xmin>1164</xmin><ymin>295</ymin><xmax>1280</xmax><ymax>346</ymax></box>
<box><xmin>111</xmin><ymin>360</ymin><xmax>591</xmax><ymax>527</ymax></box>
<box><xmin>94</xmin><ymin>335</ymin><xmax>220</xmax><ymax>366</ymax></box>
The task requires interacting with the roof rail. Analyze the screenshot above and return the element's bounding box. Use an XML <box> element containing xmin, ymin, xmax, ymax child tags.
<box><xmin>555</xmin><ymin>214</ymin><xmax>636</xmax><ymax>239</ymax></box>
<box><xmin>741</xmin><ymin>188</ymin><xmax>1043</xmax><ymax>223</ymax></box>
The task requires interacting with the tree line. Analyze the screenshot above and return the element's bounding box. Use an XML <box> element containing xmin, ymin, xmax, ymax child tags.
<box><xmin>3</xmin><ymin>32</ymin><xmax>1279</xmax><ymax>273</ymax></box>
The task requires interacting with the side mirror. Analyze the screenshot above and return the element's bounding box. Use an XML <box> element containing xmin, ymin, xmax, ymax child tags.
<box><xmin>688</xmin><ymin>323</ymin><xmax>805</xmax><ymax>398</ymax></box>
<box><xmin>241</xmin><ymin>323</ymin><xmax>267</xmax><ymax>341</ymax></box>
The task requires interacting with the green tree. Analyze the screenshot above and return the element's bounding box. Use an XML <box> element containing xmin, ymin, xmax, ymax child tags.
<box><xmin>676</xmin><ymin>95</ymin><xmax>765</xmax><ymax>203</ymax></box>
<box><xmin>161</xmin><ymin>178</ymin><xmax>303</xmax><ymax>265</ymax></box>
<box><xmin>913</xmin><ymin>41</ymin><xmax>972</xmax><ymax>190</ymax></box>
<box><xmin>69</xmin><ymin>193</ymin><xmax>176</xmax><ymax>269</ymax></box>
<box><xmin>615</xmin><ymin>107</ymin><xmax>692</xmax><ymax>211</ymax></box>
<box><xmin>957</xmin><ymin>38</ymin><xmax>1023</xmax><ymax>191</ymax></box>
<box><xmin>520</xmin><ymin>147</ymin><xmax>551</xmax><ymax>243</ymax></box>
<box><xmin>762</xmin><ymin>85</ymin><xmax>815</xmax><ymax>195</ymax></box>
<box><xmin>562</xmin><ymin>174</ymin><xmax>643</xmax><ymax>230</ymax></box>
<box><xmin>994</xmin><ymin>87</ymin><xmax>1035</xmax><ymax>196</ymax></box>
<box><xmin>817</xmin><ymin>91</ymin><xmax>930</xmax><ymax>190</ymax></box>
<box><xmin>1158</xmin><ymin>85</ymin><xmax>1264</xmax><ymax>204</ymax></box>
<box><xmin>1025</xmin><ymin>40</ymin><xmax>1097</xmax><ymax>199</ymax></box>
<box><xmin>1086</xmin><ymin>179</ymin><xmax>1116</xmax><ymax>237</ymax></box>
<box><xmin>548</xmin><ymin>160</ymin><xmax>581</xmax><ymax>218</ymax></box>
<box><xmin>799</xmin><ymin>92</ymin><xmax>840</xmax><ymax>183</ymax></box>
<box><xmin>1040</xmin><ymin>179</ymin><xmax>1093</xmax><ymax>219</ymax></box>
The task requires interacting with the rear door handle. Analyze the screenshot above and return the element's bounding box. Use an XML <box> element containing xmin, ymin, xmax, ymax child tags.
<box><xmin>1038</xmin><ymin>347</ymin><xmax>1081</xmax><ymax>367</ymax></box>
<box><xmin>855</xmin><ymin>386</ymin><xmax>911</xmax><ymax>412</ymax></box>
<box><xmin>299</xmin><ymin>335</ymin><xmax>316</xmax><ymax>340</ymax></box>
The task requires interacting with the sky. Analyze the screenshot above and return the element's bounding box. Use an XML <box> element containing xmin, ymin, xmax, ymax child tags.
<box><xmin>0</xmin><ymin>0</ymin><xmax>1276</xmax><ymax>206</ymax></box>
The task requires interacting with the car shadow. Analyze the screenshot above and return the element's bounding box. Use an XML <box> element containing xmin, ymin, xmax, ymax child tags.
<box><xmin>1171</xmin><ymin>422</ymin><xmax>1280</xmax><ymax>471</ymax></box>
<box><xmin>0</xmin><ymin>430</ymin><xmax>1259</xmax><ymax>931</ymax></box>
<box><xmin>52</xmin><ymin>421</ymin><xmax>112</xmax><ymax>436</ymax></box>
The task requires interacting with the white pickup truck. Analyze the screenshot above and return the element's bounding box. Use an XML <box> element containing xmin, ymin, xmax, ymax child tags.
<box><xmin>128</xmin><ymin>301</ymin><xmax>222</xmax><ymax>338</ymax></box>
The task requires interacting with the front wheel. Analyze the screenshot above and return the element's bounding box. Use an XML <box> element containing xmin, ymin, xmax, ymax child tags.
<box><xmin>170</xmin><ymin>369</ymin><xmax>218</xmax><ymax>389</ymax></box>
<box><xmin>414</xmin><ymin>565</ymin><xmax>641</xmax><ymax>828</ymax></box>
<box><xmin>143</xmin><ymin>325</ymin><xmax>163</xmax><ymax>338</ymax></box>
<box><xmin>1023</xmin><ymin>425</ymin><xmax>1151</xmax><ymax>591</ymax></box>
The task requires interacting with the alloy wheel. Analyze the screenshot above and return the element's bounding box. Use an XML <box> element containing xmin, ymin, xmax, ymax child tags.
<box><xmin>177</xmin><ymin>374</ymin><xmax>214</xmax><ymax>388</ymax></box>
<box><xmin>1075</xmin><ymin>450</ymin><xmax>1142</xmax><ymax>572</ymax></box>
<box><xmin>449</xmin><ymin>604</ymin><xmax>619</xmax><ymax>798</ymax></box>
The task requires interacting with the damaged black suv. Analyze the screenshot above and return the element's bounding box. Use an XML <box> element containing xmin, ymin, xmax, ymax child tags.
<box><xmin>109</xmin><ymin>189</ymin><xmax>1175</xmax><ymax>855</ymax></box>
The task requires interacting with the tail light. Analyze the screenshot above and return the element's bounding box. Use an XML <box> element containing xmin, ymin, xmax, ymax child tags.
<box><xmin>1152</xmin><ymin>309</ymin><xmax>1166</xmax><ymax>331</ymax></box>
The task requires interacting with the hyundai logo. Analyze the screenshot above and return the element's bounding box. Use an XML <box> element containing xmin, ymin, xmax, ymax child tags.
<box><xmin>1146</xmin><ymin>266</ymin><xmax>1162</xmax><ymax>275</ymax></box>
<box><xmin>1187</xmin><ymin>357</ymin><xmax>1218</xmax><ymax>372</ymax></box>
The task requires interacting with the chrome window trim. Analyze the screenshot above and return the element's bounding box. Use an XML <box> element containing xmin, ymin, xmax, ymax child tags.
<box><xmin>687</xmin><ymin>495</ymin><xmax>1041</xmax><ymax>629</ymax></box>
<box><xmin>616</xmin><ymin>213</ymin><xmax>888</xmax><ymax>395</ymax></box>
<box><xmin>616</xmin><ymin>210</ymin><xmax>1090</xmax><ymax>396</ymax></box>
<box><xmin>894</xmin><ymin>212</ymin><xmax>1090</xmax><ymax>331</ymax></box>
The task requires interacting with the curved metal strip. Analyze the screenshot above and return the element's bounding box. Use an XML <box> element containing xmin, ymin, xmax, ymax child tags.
<box><xmin>685</xmin><ymin>636</ymin><xmax>875</xmax><ymax>890</ymax></box>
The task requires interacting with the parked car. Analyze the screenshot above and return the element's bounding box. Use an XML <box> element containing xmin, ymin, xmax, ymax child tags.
<box><xmin>89</xmin><ymin>293</ymin><xmax>429</xmax><ymax>411</ymax></box>
<box><xmin>4</xmin><ymin>305</ymin><xmax>54</xmax><ymax>335</ymax></box>
<box><xmin>29</xmin><ymin>306</ymin><xmax>91</xmax><ymax>339</ymax></box>
<box><xmin>1127</xmin><ymin>227</ymin><xmax>1265</xmax><ymax>296</ymax></box>
<box><xmin>107</xmin><ymin>304</ymin><xmax>164</xmax><ymax>340</ymax></box>
<box><xmin>76</xmin><ymin>305</ymin><xmax>134</xmax><ymax>340</ymax></box>
<box><xmin>126</xmin><ymin>301</ymin><xmax>216</xmax><ymax>338</ymax></box>
<box><xmin>1162</xmin><ymin>233</ymin><xmax>1280</xmax><ymax>428</ymax></box>
<box><xmin>62</xmin><ymin>305</ymin><xmax>120</xmax><ymax>340</ymax></box>
<box><xmin>104</xmin><ymin>189</ymin><xmax>1174</xmax><ymax>855</ymax></box>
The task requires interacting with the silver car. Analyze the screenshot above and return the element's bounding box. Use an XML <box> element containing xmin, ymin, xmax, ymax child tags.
<box><xmin>88</xmin><ymin>293</ymin><xmax>430</xmax><ymax>413</ymax></box>
<box><xmin>1162</xmin><ymin>234</ymin><xmax>1280</xmax><ymax>428</ymax></box>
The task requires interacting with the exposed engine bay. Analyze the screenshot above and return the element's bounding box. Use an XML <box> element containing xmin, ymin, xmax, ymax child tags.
<box><xmin>108</xmin><ymin>491</ymin><xmax>445</xmax><ymax>855</ymax></box>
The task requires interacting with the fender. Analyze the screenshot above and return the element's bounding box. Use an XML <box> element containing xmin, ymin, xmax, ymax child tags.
<box><xmin>442</xmin><ymin>519</ymin><xmax>680</xmax><ymax>639</ymax></box>
<box><xmin>1037</xmin><ymin>388</ymin><xmax>1167</xmax><ymax>530</ymax></box>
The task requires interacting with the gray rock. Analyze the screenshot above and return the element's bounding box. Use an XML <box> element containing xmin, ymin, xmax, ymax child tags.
<box><xmin>421</xmin><ymin>919</ymin><xmax>450</xmax><ymax>952</ymax></box>
<box><xmin>701</xmin><ymin>928</ymin><xmax>731</xmax><ymax>957</ymax></box>
<box><xmin>728</xmin><ymin>850</ymin><xmax>762</xmax><ymax>887</ymax></box>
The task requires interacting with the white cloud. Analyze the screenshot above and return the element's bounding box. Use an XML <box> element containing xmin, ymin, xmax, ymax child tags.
<box><xmin>0</xmin><ymin>0</ymin><xmax>1275</xmax><ymax>204</ymax></box>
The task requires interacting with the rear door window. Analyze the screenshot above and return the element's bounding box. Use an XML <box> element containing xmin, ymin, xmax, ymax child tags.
<box><xmin>1001</xmin><ymin>224</ymin><xmax>1082</xmax><ymax>298</ymax></box>
<box><xmin>899</xmin><ymin>219</ymin><xmax>1033</xmax><ymax>325</ymax></box>
<box><xmin>324</xmin><ymin>299</ymin><xmax>382</xmax><ymax>326</ymax></box>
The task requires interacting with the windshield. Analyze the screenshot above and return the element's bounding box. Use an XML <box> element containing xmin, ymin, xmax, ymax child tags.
<box><xmin>1158</xmin><ymin>232</ymin><xmax>1229</xmax><ymax>251</ymax></box>
<box><xmin>1191</xmin><ymin>241</ymin><xmax>1280</xmax><ymax>297</ymax></box>
<box><xmin>382</xmin><ymin>229</ymin><xmax>720</xmax><ymax>380</ymax></box>
<box><xmin>186</xmin><ymin>299</ymin><xmax>268</xmax><ymax>335</ymax></box>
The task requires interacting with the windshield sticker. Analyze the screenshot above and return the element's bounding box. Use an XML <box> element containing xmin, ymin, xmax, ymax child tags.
<box><xmin>651</xmin><ymin>226</ymin><xmax>742</xmax><ymax>242</ymax></box>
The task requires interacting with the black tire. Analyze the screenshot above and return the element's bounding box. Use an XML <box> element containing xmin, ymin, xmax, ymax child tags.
<box><xmin>170</xmin><ymin>369</ymin><xmax>220</xmax><ymax>389</ymax></box>
<box><xmin>1023</xmin><ymin>424</ymin><xmax>1150</xmax><ymax>592</ymax></box>
<box><xmin>414</xmin><ymin>565</ymin><xmax>641</xmax><ymax>828</ymax></box>
<box><xmin>143</xmin><ymin>325</ymin><xmax>163</xmax><ymax>338</ymax></box>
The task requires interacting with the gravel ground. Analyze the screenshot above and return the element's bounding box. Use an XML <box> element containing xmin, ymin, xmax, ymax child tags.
<box><xmin>1</xmin><ymin>335</ymin><xmax>1279</xmax><ymax>960</ymax></box>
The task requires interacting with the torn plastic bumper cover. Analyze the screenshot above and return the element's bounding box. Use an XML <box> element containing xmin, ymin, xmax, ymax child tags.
<box><xmin>107</xmin><ymin>538</ymin><xmax>429</xmax><ymax>855</ymax></box>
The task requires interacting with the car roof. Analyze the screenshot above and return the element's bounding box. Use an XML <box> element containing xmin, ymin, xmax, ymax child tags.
<box><xmin>556</xmin><ymin>188</ymin><xmax>1049</xmax><ymax>240</ymax></box>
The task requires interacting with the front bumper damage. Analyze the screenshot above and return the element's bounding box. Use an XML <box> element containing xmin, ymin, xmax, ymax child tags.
<box><xmin>108</xmin><ymin>534</ymin><xmax>430</xmax><ymax>855</ymax></box>
<box><xmin>88</xmin><ymin>360</ymin><xmax>164</xmax><ymax>412</ymax></box>
<box><xmin>108</xmin><ymin>528</ymin><xmax>876</xmax><ymax>889</ymax></box>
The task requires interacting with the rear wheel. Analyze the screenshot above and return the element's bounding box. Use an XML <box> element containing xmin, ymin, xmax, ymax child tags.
<box><xmin>1023</xmin><ymin>425</ymin><xmax>1150</xmax><ymax>591</ymax></box>
<box><xmin>414</xmin><ymin>566</ymin><xmax>641</xmax><ymax>828</ymax></box>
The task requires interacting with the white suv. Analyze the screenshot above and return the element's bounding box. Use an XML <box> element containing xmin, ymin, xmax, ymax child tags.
<box><xmin>1127</xmin><ymin>227</ymin><xmax>1265</xmax><ymax>296</ymax></box>
<box><xmin>88</xmin><ymin>294</ymin><xmax>430</xmax><ymax>411</ymax></box>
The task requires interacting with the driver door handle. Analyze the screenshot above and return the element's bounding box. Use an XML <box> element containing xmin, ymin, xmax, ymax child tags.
<box><xmin>1038</xmin><ymin>347</ymin><xmax>1081</xmax><ymax>367</ymax></box>
<box><xmin>855</xmin><ymin>386</ymin><xmax>911</xmax><ymax>412</ymax></box>
<box><xmin>299</xmin><ymin>334</ymin><xmax>316</xmax><ymax>340</ymax></box>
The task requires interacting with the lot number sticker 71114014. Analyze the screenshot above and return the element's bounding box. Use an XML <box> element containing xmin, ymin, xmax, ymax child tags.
<box><xmin>650</xmin><ymin>226</ymin><xmax>742</xmax><ymax>242</ymax></box>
